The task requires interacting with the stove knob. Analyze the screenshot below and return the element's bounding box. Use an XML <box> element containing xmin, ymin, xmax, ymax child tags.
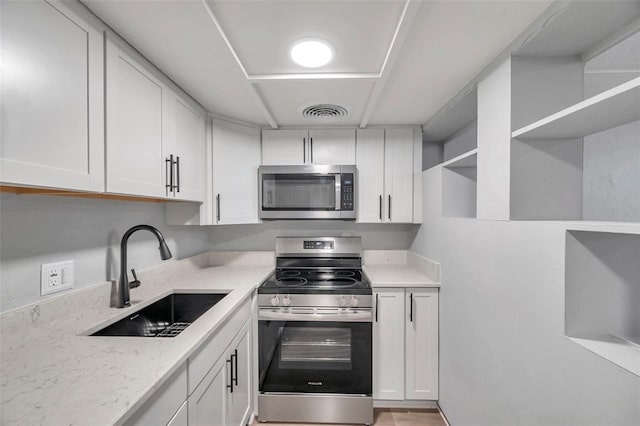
<box><xmin>350</xmin><ymin>296</ymin><xmax>359</xmax><ymax>307</ymax></box>
<box><xmin>282</xmin><ymin>295</ymin><xmax>291</xmax><ymax>307</ymax></box>
<box><xmin>338</xmin><ymin>296</ymin><xmax>347</xmax><ymax>307</ymax></box>
<box><xmin>271</xmin><ymin>295</ymin><xmax>280</xmax><ymax>306</ymax></box>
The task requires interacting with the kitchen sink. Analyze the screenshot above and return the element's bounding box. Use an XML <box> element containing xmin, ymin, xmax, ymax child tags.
<box><xmin>92</xmin><ymin>292</ymin><xmax>227</xmax><ymax>337</ymax></box>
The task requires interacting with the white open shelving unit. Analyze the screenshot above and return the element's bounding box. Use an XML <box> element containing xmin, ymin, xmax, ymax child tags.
<box><xmin>442</xmin><ymin>150</ymin><xmax>477</xmax><ymax>218</ymax></box>
<box><xmin>513</xmin><ymin>77</ymin><xmax>640</xmax><ymax>140</ymax></box>
<box><xmin>565</xmin><ymin>229</ymin><xmax>640</xmax><ymax>376</ymax></box>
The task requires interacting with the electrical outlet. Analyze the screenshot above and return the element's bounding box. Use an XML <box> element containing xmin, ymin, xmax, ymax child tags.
<box><xmin>41</xmin><ymin>260</ymin><xmax>74</xmax><ymax>295</ymax></box>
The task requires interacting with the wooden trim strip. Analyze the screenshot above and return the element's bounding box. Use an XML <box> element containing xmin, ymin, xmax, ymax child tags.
<box><xmin>0</xmin><ymin>185</ymin><xmax>177</xmax><ymax>203</ymax></box>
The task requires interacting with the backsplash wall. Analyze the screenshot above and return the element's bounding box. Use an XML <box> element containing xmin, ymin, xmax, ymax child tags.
<box><xmin>0</xmin><ymin>194</ymin><xmax>210</xmax><ymax>313</ymax></box>
<box><xmin>0</xmin><ymin>194</ymin><xmax>417</xmax><ymax>312</ymax></box>
<box><xmin>208</xmin><ymin>221</ymin><xmax>419</xmax><ymax>251</ymax></box>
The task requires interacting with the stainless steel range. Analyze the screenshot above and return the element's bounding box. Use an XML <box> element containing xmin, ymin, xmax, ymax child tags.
<box><xmin>257</xmin><ymin>237</ymin><xmax>373</xmax><ymax>425</ymax></box>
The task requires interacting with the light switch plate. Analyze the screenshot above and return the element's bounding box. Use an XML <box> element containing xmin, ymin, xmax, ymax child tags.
<box><xmin>41</xmin><ymin>260</ymin><xmax>74</xmax><ymax>295</ymax></box>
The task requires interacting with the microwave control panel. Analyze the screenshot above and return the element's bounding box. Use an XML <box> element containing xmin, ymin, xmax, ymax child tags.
<box><xmin>341</xmin><ymin>174</ymin><xmax>354</xmax><ymax>211</ymax></box>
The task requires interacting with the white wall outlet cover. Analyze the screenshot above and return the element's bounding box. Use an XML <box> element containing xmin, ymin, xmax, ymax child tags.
<box><xmin>41</xmin><ymin>260</ymin><xmax>74</xmax><ymax>296</ymax></box>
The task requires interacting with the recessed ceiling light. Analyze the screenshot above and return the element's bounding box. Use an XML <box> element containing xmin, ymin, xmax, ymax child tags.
<box><xmin>290</xmin><ymin>38</ymin><xmax>334</xmax><ymax>68</ymax></box>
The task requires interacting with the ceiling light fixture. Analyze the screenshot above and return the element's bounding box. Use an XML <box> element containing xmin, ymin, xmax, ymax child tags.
<box><xmin>290</xmin><ymin>38</ymin><xmax>334</xmax><ymax>68</ymax></box>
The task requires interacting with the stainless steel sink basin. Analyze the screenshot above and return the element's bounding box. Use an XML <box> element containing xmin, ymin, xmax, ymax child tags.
<box><xmin>92</xmin><ymin>293</ymin><xmax>227</xmax><ymax>337</ymax></box>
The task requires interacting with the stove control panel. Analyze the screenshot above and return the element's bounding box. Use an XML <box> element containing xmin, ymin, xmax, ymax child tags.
<box><xmin>303</xmin><ymin>240</ymin><xmax>334</xmax><ymax>250</ymax></box>
<box><xmin>258</xmin><ymin>294</ymin><xmax>372</xmax><ymax>308</ymax></box>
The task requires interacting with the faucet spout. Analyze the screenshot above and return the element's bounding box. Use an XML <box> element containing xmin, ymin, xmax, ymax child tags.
<box><xmin>116</xmin><ymin>225</ymin><xmax>173</xmax><ymax>308</ymax></box>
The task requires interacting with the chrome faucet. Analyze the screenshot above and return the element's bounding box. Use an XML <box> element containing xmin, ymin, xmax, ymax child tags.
<box><xmin>116</xmin><ymin>224</ymin><xmax>172</xmax><ymax>308</ymax></box>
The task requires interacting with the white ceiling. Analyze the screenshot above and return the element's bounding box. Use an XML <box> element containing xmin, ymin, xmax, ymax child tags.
<box><xmin>82</xmin><ymin>0</ymin><xmax>552</xmax><ymax>128</ymax></box>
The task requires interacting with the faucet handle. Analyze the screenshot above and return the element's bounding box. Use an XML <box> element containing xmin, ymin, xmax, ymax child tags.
<box><xmin>129</xmin><ymin>268</ymin><xmax>141</xmax><ymax>289</ymax></box>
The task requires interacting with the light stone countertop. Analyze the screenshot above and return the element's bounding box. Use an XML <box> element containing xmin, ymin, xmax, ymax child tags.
<box><xmin>0</xmin><ymin>252</ymin><xmax>274</xmax><ymax>426</ymax></box>
<box><xmin>362</xmin><ymin>250</ymin><xmax>441</xmax><ymax>288</ymax></box>
<box><xmin>363</xmin><ymin>264</ymin><xmax>440</xmax><ymax>287</ymax></box>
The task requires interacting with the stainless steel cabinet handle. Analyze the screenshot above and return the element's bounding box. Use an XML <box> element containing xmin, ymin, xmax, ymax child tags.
<box><xmin>233</xmin><ymin>349</ymin><xmax>238</xmax><ymax>386</ymax></box>
<box><xmin>165</xmin><ymin>155</ymin><xmax>173</xmax><ymax>194</ymax></box>
<box><xmin>175</xmin><ymin>156</ymin><xmax>180</xmax><ymax>193</ymax></box>
<box><xmin>216</xmin><ymin>194</ymin><xmax>221</xmax><ymax>222</ymax></box>
<box><xmin>388</xmin><ymin>195</ymin><xmax>392</xmax><ymax>220</ymax></box>
<box><xmin>226</xmin><ymin>357</ymin><xmax>233</xmax><ymax>393</ymax></box>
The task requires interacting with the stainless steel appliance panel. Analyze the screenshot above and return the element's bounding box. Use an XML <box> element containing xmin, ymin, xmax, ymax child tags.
<box><xmin>258</xmin><ymin>393</ymin><xmax>373</xmax><ymax>425</ymax></box>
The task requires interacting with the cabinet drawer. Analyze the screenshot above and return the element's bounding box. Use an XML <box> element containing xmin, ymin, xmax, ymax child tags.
<box><xmin>124</xmin><ymin>364</ymin><xmax>187</xmax><ymax>426</ymax></box>
<box><xmin>188</xmin><ymin>297</ymin><xmax>251</xmax><ymax>395</ymax></box>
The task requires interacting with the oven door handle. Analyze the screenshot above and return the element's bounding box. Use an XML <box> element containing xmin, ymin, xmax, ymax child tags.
<box><xmin>258</xmin><ymin>308</ymin><xmax>372</xmax><ymax>322</ymax></box>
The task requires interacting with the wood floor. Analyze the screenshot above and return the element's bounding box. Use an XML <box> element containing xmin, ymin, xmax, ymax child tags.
<box><xmin>251</xmin><ymin>408</ymin><xmax>447</xmax><ymax>426</ymax></box>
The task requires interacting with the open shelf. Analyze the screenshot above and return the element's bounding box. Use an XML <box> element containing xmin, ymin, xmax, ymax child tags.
<box><xmin>565</xmin><ymin>230</ymin><xmax>640</xmax><ymax>376</ymax></box>
<box><xmin>512</xmin><ymin>77</ymin><xmax>640</xmax><ymax>139</ymax></box>
<box><xmin>441</xmin><ymin>148</ymin><xmax>477</xmax><ymax>168</ymax></box>
<box><xmin>442</xmin><ymin>151</ymin><xmax>477</xmax><ymax>218</ymax></box>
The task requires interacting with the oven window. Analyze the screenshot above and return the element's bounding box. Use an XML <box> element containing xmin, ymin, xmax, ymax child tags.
<box><xmin>259</xmin><ymin>320</ymin><xmax>371</xmax><ymax>395</ymax></box>
<box><xmin>262</xmin><ymin>174</ymin><xmax>336</xmax><ymax>210</ymax></box>
<box><xmin>280</xmin><ymin>327</ymin><xmax>351</xmax><ymax>369</ymax></box>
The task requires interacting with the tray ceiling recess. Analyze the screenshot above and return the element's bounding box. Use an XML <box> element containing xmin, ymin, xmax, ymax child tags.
<box><xmin>83</xmin><ymin>0</ymin><xmax>555</xmax><ymax>128</ymax></box>
<box><xmin>200</xmin><ymin>0</ymin><xmax>419</xmax><ymax>128</ymax></box>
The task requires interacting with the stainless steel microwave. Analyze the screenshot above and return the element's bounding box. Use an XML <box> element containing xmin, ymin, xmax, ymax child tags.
<box><xmin>258</xmin><ymin>165</ymin><xmax>356</xmax><ymax>220</ymax></box>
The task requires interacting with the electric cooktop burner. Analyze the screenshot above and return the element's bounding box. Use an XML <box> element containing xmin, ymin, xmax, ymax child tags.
<box><xmin>262</xmin><ymin>268</ymin><xmax>370</xmax><ymax>294</ymax></box>
<box><xmin>258</xmin><ymin>237</ymin><xmax>371</xmax><ymax>295</ymax></box>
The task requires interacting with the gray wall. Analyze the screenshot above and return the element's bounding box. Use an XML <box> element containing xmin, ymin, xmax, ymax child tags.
<box><xmin>0</xmin><ymin>195</ymin><xmax>416</xmax><ymax>313</ymax></box>
<box><xmin>0</xmin><ymin>194</ymin><xmax>210</xmax><ymax>312</ymax></box>
<box><xmin>208</xmin><ymin>221</ymin><xmax>418</xmax><ymax>251</ymax></box>
<box><xmin>583</xmin><ymin>120</ymin><xmax>640</xmax><ymax>222</ymax></box>
<box><xmin>411</xmin><ymin>168</ymin><xmax>640</xmax><ymax>426</ymax></box>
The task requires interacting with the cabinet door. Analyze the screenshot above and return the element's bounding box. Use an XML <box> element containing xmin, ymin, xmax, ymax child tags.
<box><xmin>373</xmin><ymin>288</ymin><xmax>405</xmax><ymax>400</ymax></box>
<box><xmin>405</xmin><ymin>288</ymin><xmax>439</xmax><ymax>400</ymax></box>
<box><xmin>105</xmin><ymin>35</ymin><xmax>169</xmax><ymax>198</ymax></box>
<box><xmin>261</xmin><ymin>130</ymin><xmax>308</xmax><ymax>165</ymax></box>
<box><xmin>168</xmin><ymin>91</ymin><xmax>205</xmax><ymax>202</ymax></box>
<box><xmin>384</xmin><ymin>128</ymin><xmax>414</xmax><ymax>223</ymax></box>
<box><xmin>188</xmin><ymin>355</ymin><xmax>229</xmax><ymax>426</ymax></box>
<box><xmin>124</xmin><ymin>364</ymin><xmax>187</xmax><ymax>426</ymax></box>
<box><xmin>356</xmin><ymin>129</ymin><xmax>385</xmax><ymax>223</ymax></box>
<box><xmin>213</xmin><ymin>119</ymin><xmax>261</xmax><ymax>224</ymax></box>
<box><xmin>308</xmin><ymin>129</ymin><xmax>356</xmax><ymax>165</ymax></box>
<box><xmin>0</xmin><ymin>0</ymin><xmax>104</xmax><ymax>191</ymax></box>
<box><xmin>227</xmin><ymin>323</ymin><xmax>252</xmax><ymax>426</ymax></box>
<box><xmin>166</xmin><ymin>401</ymin><xmax>187</xmax><ymax>426</ymax></box>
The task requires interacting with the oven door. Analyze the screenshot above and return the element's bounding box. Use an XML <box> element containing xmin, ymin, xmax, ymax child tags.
<box><xmin>258</xmin><ymin>310</ymin><xmax>372</xmax><ymax>395</ymax></box>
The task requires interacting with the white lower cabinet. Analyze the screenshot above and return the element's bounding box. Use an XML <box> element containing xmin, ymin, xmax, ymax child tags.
<box><xmin>124</xmin><ymin>364</ymin><xmax>188</xmax><ymax>426</ymax></box>
<box><xmin>373</xmin><ymin>288</ymin><xmax>439</xmax><ymax>401</ymax></box>
<box><xmin>189</xmin><ymin>320</ymin><xmax>252</xmax><ymax>426</ymax></box>
<box><xmin>167</xmin><ymin>401</ymin><xmax>188</xmax><ymax>426</ymax></box>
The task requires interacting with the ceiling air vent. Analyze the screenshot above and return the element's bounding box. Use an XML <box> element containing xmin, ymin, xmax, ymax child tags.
<box><xmin>301</xmin><ymin>104</ymin><xmax>349</xmax><ymax>121</ymax></box>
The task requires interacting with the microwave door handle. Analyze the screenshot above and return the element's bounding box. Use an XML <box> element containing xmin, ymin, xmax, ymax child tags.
<box><xmin>335</xmin><ymin>174</ymin><xmax>341</xmax><ymax>211</ymax></box>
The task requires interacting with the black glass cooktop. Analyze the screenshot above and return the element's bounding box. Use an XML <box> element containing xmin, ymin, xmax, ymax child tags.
<box><xmin>259</xmin><ymin>268</ymin><xmax>371</xmax><ymax>294</ymax></box>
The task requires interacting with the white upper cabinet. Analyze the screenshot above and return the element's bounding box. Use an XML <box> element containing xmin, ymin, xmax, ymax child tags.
<box><xmin>212</xmin><ymin>119</ymin><xmax>261</xmax><ymax>224</ymax></box>
<box><xmin>308</xmin><ymin>129</ymin><xmax>356</xmax><ymax>164</ymax></box>
<box><xmin>262</xmin><ymin>129</ymin><xmax>308</xmax><ymax>165</ymax></box>
<box><xmin>356</xmin><ymin>129</ymin><xmax>386</xmax><ymax>223</ymax></box>
<box><xmin>167</xmin><ymin>91</ymin><xmax>206</xmax><ymax>202</ymax></box>
<box><xmin>357</xmin><ymin>128</ymin><xmax>415</xmax><ymax>223</ymax></box>
<box><xmin>262</xmin><ymin>129</ymin><xmax>356</xmax><ymax>165</ymax></box>
<box><xmin>106</xmin><ymin>35</ymin><xmax>205</xmax><ymax>201</ymax></box>
<box><xmin>0</xmin><ymin>0</ymin><xmax>104</xmax><ymax>191</ymax></box>
<box><xmin>384</xmin><ymin>128</ymin><xmax>414</xmax><ymax>223</ymax></box>
<box><xmin>105</xmin><ymin>34</ymin><xmax>170</xmax><ymax>198</ymax></box>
